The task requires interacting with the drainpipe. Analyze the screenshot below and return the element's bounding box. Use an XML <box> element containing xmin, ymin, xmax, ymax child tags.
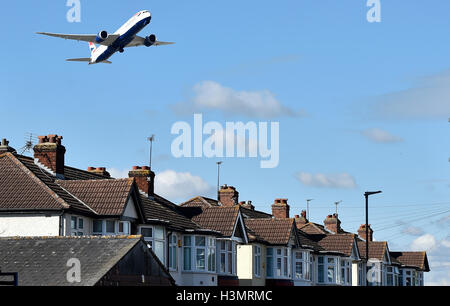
<box><xmin>58</xmin><ymin>210</ymin><xmax>65</xmax><ymax>236</ymax></box>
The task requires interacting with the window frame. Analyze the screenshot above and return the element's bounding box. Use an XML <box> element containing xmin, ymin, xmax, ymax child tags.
<box><xmin>182</xmin><ymin>235</ymin><xmax>216</xmax><ymax>273</ymax></box>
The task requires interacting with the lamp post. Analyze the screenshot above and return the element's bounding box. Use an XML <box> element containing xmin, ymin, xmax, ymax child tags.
<box><xmin>364</xmin><ymin>190</ymin><xmax>382</xmax><ymax>286</ymax></box>
<box><xmin>216</xmin><ymin>161</ymin><xmax>222</xmax><ymax>202</ymax></box>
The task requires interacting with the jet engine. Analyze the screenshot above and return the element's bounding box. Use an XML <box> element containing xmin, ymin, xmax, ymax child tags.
<box><xmin>96</xmin><ymin>31</ymin><xmax>109</xmax><ymax>43</ymax></box>
<box><xmin>144</xmin><ymin>34</ymin><xmax>157</xmax><ymax>47</ymax></box>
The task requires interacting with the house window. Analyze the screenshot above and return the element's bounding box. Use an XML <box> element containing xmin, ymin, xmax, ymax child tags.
<box><xmin>118</xmin><ymin>221</ymin><xmax>130</xmax><ymax>235</ymax></box>
<box><xmin>70</xmin><ymin>216</ymin><xmax>84</xmax><ymax>236</ymax></box>
<box><xmin>169</xmin><ymin>234</ymin><xmax>177</xmax><ymax>270</ymax></box>
<box><xmin>207</xmin><ymin>237</ymin><xmax>216</xmax><ymax>272</ymax></box>
<box><xmin>267</xmin><ymin>247</ymin><xmax>290</xmax><ymax>278</ymax></box>
<box><xmin>386</xmin><ymin>266</ymin><xmax>394</xmax><ymax>286</ymax></box>
<box><xmin>266</xmin><ymin>248</ymin><xmax>274</xmax><ymax>277</ymax></box>
<box><xmin>339</xmin><ymin>259</ymin><xmax>351</xmax><ymax>285</ymax></box>
<box><xmin>183</xmin><ymin>235</ymin><xmax>216</xmax><ymax>273</ymax></box>
<box><xmin>318</xmin><ymin>256</ymin><xmax>325</xmax><ymax>283</ymax></box>
<box><xmin>93</xmin><ymin>220</ymin><xmax>103</xmax><ymax>234</ymax></box>
<box><xmin>405</xmin><ymin>270</ymin><xmax>412</xmax><ymax>286</ymax></box>
<box><xmin>183</xmin><ymin>236</ymin><xmax>192</xmax><ymax>271</ymax></box>
<box><xmin>294</xmin><ymin>251</ymin><xmax>304</xmax><ymax>279</ymax></box>
<box><xmin>105</xmin><ymin>220</ymin><xmax>115</xmax><ymax>234</ymax></box>
<box><xmin>254</xmin><ymin>246</ymin><xmax>261</xmax><ymax>277</ymax></box>
<box><xmin>317</xmin><ymin>256</ymin><xmax>338</xmax><ymax>284</ymax></box>
<box><xmin>218</xmin><ymin>240</ymin><xmax>235</xmax><ymax>275</ymax></box>
<box><xmin>140</xmin><ymin>226</ymin><xmax>165</xmax><ymax>263</ymax></box>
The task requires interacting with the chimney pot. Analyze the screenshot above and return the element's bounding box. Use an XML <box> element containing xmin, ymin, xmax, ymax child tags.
<box><xmin>88</xmin><ymin>167</ymin><xmax>95</xmax><ymax>171</ymax></box>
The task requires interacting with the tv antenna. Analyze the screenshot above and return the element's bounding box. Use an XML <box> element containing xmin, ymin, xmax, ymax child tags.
<box><xmin>334</xmin><ymin>200</ymin><xmax>342</xmax><ymax>216</ymax></box>
<box><xmin>19</xmin><ymin>133</ymin><xmax>36</xmax><ymax>155</ymax></box>
<box><xmin>306</xmin><ymin>199</ymin><xmax>314</xmax><ymax>220</ymax></box>
<box><xmin>147</xmin><ymin>135</ymin><xmax>155</xmax><ymax>170</ymax></box>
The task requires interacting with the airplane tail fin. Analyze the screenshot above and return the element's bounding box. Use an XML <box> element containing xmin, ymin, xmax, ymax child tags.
<box><xmin>89</xmin><ymin>42</ymin><xmax>97</xmax><ymax>56</ymax></box>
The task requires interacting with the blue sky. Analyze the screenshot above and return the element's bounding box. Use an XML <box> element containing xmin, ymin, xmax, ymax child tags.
<box><xmin>0</xmin><ymin>1</ymin><xmax>449</xmax><ymax>284</ymax></box>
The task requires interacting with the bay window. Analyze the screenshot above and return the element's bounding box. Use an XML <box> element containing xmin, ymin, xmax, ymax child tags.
<box><xmin>339</xmin><ymin>259</ymin><xmax>351</xmax><ymax>285</ymax></box>
<box><xmin>140</xmin><ymin>226</ymin><xmax>165</xmax><ymax>263</ymax></box>
<box><xmin>169</xmin><ymin>234</ymin><xmax>177</xmax><ymax>270</ymax></box>
<box><xmin>386</xmin><ymin>266</ymin><xmax>394</xmax><ymax>286</ymax></box>
<box><xmin>92</xmin><ymin>219</ymin><xmax>116</xmax><ymax>235</ymax></box>
<box><xmin>218</xmin><ymin>240</ymin><xmax>235</xmax><ymax>275</ymax></box>
<box><xmin>267</xmin><ymin>247</ymin><xmax>290</xmax><ymax>278</ymax></box>
<box><xmin>183</xmin><ymin>235</ymin><xmax>216</xmax><ymax>273</ymax></box>
<box><xmin>317</xmin><ymin>255</ymin><xmax>338</xmax><ymax>284</ymax></box>
<box><xmin>266</xmin><ymin>248</ymin><xmax>274</xmax><ymax>277</ymax></box>
<box><xmin>118</xmin><ymin>221</ymin><xmax>130</xmax><ymax>235</ymax></box>
<box><xmin>294</xmin><ymin>251</ymin><xmax>312</xmax><ymax>281</ymax></box>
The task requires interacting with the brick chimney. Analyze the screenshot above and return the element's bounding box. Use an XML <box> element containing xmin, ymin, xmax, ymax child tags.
<box><xmin>294</xmin><ymin>210</ymin><xmax>308</xmax><ymax>228</ymax></box>
<box><xmin>272</xmin><ymin>198</ymin><xmax>290</xmax><ymax>219</ymax></box>
<box><xmin>0</xmin><ymin>138</ymin><xmax>16</xmax><ymax>154</ymax></box>
<box><xmin>324</xmin><ymin>213</ymin><xmax>341</xmax><ymax>234</ymax></box>
<box><xmin>358</xmin><ymin>224</ymin><xmax>373</xmax><ymax>242</ymax></box>
<box><xmin>239</xmin><ymin>200</ymin><xmax>255</xmax><ymax>210</ymax></box>
<box><xmin>33</xmin><ymin>135</ymin><xmax>66</xmax><ymax>176</ymax></box>
<box><xmin>219</xmin><ymin>185</ymin><xmax>239</xmax><ymax>207</ymax></box>
<box><xmin>87</xmin><ymin>167</ymin><xmax>111</xmax><ymax>178</ymax></box>
<box><xmin>128</xmin><ymin>166</ymin><xmax>155</xmax><ymax>196</ymax></box>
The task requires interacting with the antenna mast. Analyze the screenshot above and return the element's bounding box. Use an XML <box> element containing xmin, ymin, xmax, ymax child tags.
<box><xmin>147</xmin><ymin>135</ymin><xmax>155</xmax><ymax>170</ymax></box>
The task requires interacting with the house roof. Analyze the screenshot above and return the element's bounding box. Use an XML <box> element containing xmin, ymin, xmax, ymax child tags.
<box><xmin>186</xmin><ymin>206</ymin><xmax>241</xmax><ymax>237</ymax></box>
<box><xmin>389</xmin><ymin>251</ymin><xmax>430</xmax><ymax>272</ymax></box>
<box><xmin>245</xmin><ymin>218</ymin><xmax>295</xmax><ymax>245</ymax></box>
<box><xmin>0</xmin><ymin>236</ymin><xmax>174</xmax><ymax>286</ymax></box>
<box><xmin>298</xmin><ymin>222</ymin><xmax>328</xmax><ymax>235</ymax></box>
<box><xmin>316</xmin><ymin>234</ymin><xmax>358</xmax><ymax>257</ymax></box>
<box><xmin>140</xmin><ymin>195</ymin><xmax>202</xmax><ymax>232</ymax></box>
<box><xmin>56</xmin><ymin>178</ymin><xmax>135</xmax><ymax>216</ymax></box>
<box><xmin>296</xmin><ymin>230</ymin><xmax>324</xmax><ymax>252</ymax></box>
<box><xmin>357</xmin><ymin>240</ymin><xmax>389</xmax><ymax>261</ymax></box>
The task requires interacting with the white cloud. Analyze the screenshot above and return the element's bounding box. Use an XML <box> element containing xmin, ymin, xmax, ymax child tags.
<box><xmin>409</xmin><ymin>234</ymin><xmax>450</xmax><ymax>286</ymax></box>
<box><xmin>401</xmin><ymin>225</ymin><xmax>424</xmax><ymax>236</ymax></box>
<box><xmin>173</xmin><ymin>81</ymin><xmax>304</xmax><ymax>118</ymax></box>
<box><xmin>155</xmin><ymin>170</ymin><xmax>214</xmax><ymax>201</ymax></box>
<box><xmin>410</xmin><ymin>234</ymin><xmax>437</xmax><ymax>251</ymax></box>
<box><xmin>372</xmin><ymin>70</ymin><xmax>450</xmax><ymax>120</ymax></box>
<box><xmin>295</xmin><ymin>172</ymin><xmax>357</xmax><ymax>189</ymax></box>
<box><xmin>361</xmin><ymin>128</ymin><xmax>403</xmax><ymax>143</ymax></box>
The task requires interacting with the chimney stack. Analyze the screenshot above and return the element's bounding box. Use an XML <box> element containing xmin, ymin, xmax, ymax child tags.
<box><xmin>128</xmin><ymin>166</ymin><xmax>155</xmax><ymax>196</ymax></box>
<box><xmin>87</xmin><ymin>167</ymin><xmax>111</xmax><ymax>178</ymax></box>
<box><xmin>0</xmin><ymin>138</ymin><xmax>16</xmax><ymax>154</ymax></box>
<box><xmin>272</xmin><ymin>198</ymin><xmax>290</xmax><ymax>219</ymax></box>
<box><xmin>324</xmin><ymin>213</ymin><xmax>341</xmax><ymax>234</ymax></box>
<box><xmin>33</xmin><ymin>135</ymin><xmax>66</xmax><ymax>176</ymax></box>
<box><xmin>219</xmin><ymin>185</ymin><xmax>239</xmax><ymax>207</ymax></box>
<box><xmin>294</xmin><ymin>210</ymin><xmax>308</xmax><ymax>228</ymax></box>
<box><xmin>358</xmin><ymin>224</ymin><xmax>373</xmax><ymax>242</ymax></box>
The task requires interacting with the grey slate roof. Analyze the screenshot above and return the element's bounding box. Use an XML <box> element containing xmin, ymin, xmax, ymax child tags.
<box><xmin>0</xmin><ymin>236</ymin><xmax>145</xmax><ymax>286</ymax></box>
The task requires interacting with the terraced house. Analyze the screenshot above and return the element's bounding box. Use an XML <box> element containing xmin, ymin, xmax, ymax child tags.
<box><xmin>0</xmin><ymin>135</ymin><xmax>430</xmax><ymax>286</ymax></box>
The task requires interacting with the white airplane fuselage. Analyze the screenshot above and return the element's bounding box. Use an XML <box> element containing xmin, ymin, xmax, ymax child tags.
<box><xmin>91</xmin><ymin>11</ymin><xmax>152</xmax><ymax>64</ymax></box>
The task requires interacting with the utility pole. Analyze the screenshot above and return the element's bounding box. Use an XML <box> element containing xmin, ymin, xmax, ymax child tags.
<box><xmin>147</xmin><ymin>135</ymin><xmax>155</xmax><ymax>170</ymax></box>
<box><xmin>216</xmin><ymin>161</ymin><xmax>222</xmax><ymax>202</ymax></box>
<box><xmin>306</xmin><ymin>199</ymin><xmax>313</xmax><ymax>220</ymax></box>
<box><xmin>364</xmin><ymin>190</ymin><xmax>382</xmax><ymax>286</ymax></box>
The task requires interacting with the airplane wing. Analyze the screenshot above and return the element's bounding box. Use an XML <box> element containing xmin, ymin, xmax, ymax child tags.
<box><xmin>125</xmin><ymin>36</ymin><xmax>175</xmax><ymax>48</ymax></box>
<box><xmin>36</xmin><ymin>32</ymin><xmax>120</xmax><ymax>46</ymax></box>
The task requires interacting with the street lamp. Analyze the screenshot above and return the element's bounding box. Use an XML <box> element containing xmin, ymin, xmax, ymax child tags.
<box><xmin>364</xmin><ymin>190</ymin><xmax>382</xmax><ymax>286</ymax></box>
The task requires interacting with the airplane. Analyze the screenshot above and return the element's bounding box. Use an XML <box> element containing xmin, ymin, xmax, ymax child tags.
<box><xmin>37</xmin><ymin>10</ymin><xmax>174</xmax><ymax>64</ymax></box>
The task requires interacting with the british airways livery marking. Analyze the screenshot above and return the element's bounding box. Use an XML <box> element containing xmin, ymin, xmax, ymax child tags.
<box><xmin>37</xmin><ymin>10</ymin><xmax>174</xmax><ymax>64</ymax></box>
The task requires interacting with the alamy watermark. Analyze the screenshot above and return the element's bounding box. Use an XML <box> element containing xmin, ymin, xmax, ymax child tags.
<box><xmin>367</xmin><ymin>0</ymin><xmax>381</xmax><ymax>23</ymax></box>
<box><xmin>66</xmin><ymin>0</ymin><xmax>81</xmax><ymax>23</ymax></box>
<box><xmin>66</xmin><ymin>258</ymin><xmax>81</xmax><ymax>283</ymax></box>
<box><xmin>171</xmin><ymin>114</ymin><xmax>279</xmax><ymax>169</ymax></box>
